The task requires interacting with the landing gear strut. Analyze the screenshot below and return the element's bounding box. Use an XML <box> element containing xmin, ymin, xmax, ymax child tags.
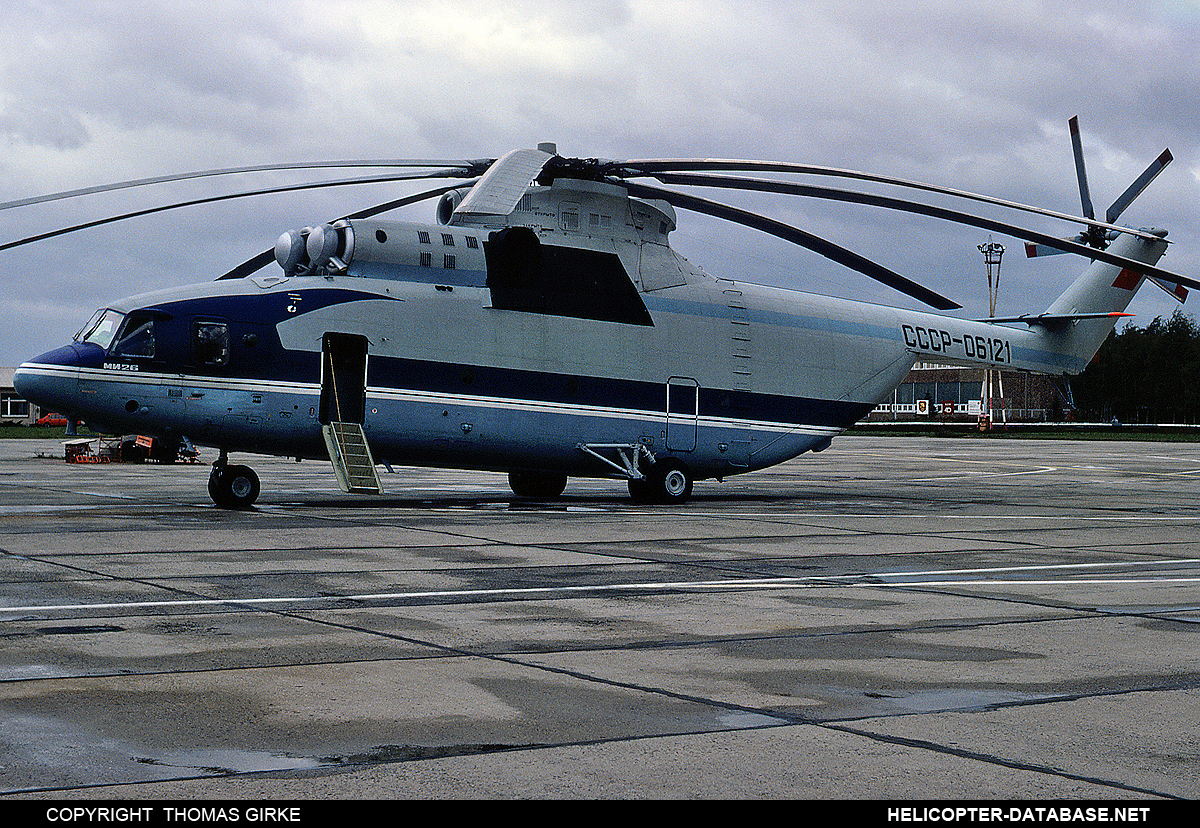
<box><xmin>208</xmin><ymin>456</ymin><xmax>260</xmax><ymax>509</ymax></box>
<box><xmin>574</xmin><ymin>442</ymin><xmax>693</xmax><ymax>505</ymax></box>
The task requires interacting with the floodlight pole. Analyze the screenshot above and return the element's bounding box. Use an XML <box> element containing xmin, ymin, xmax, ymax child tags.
<box><xmin>979</xmin><ymin>239</ymin><xmax>1006</xmax><ymax>428</ymax></box>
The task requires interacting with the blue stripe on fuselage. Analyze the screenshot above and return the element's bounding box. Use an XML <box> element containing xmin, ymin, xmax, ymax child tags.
<box><xmin>63</xmin><ymin>284</ymin><xmax>873</xmax><ymax>432</ymax></box>
<box><xmin>365</xmin><ymin>355</ymin><xmax>872</xmax><ymax>429</ymax></box>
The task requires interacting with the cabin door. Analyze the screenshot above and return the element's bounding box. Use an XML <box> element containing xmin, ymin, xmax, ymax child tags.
<box><xmin>319</xmin><ymin>333</ymin><xmax>368</xmax><ymax>425</ymax></box>
<box><xmin>665</xmin><ymin>377</ymin><xmax>699</xmax><ymax>452</ymax></box>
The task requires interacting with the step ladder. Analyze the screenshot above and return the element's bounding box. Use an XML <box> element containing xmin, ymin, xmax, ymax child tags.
<box><xmin>322</xmin><ymin>422</ymin><xmax>383</xmax><ymax>494</ymax></box>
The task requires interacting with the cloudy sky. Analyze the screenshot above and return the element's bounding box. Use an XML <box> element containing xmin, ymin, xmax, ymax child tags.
<box><xmin>1</xmin><ymin>0</ymin><xmax>1196</xmax><ymax>366</ymax></box>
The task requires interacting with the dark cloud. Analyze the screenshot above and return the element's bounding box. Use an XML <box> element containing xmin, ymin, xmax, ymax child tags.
<box><xmin>1</xmin><ymin>0</ymin><xmax>1196</xmax><ymax>363</ymax></box>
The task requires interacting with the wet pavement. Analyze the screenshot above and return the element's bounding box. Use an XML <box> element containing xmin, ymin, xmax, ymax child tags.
<box><xmin>0</xmin><ymin>436</ymin><xmax>1197</xmax><ymax>798</ymax></box>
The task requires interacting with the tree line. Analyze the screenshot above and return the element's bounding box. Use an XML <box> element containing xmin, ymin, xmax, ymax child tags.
<box><xmin>1073</xmin><ymin>310</ymin><xmax>1200</xmax><ymax>424</ymax></box>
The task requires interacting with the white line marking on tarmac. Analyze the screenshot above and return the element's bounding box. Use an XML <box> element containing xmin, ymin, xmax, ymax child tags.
<box><xmin>909</xmin><ymin>466</ymin><xmax>1058</xmax><ymax>482</ymax></box>
<box><xmin>2</xmin><ymin>560</ymin><xmax>1195</xmax><ymax>615</ymax></box>
<box><xmin>870</xmin><ymin>559</ymin><xmax>1200</xmax><ymax>577</ymax></box>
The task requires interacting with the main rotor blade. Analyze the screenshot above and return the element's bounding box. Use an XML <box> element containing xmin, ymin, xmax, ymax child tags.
<box><xmin>0</xmin><ymin>169</ymin><xmax>471</xmax><ymax>253</ymax></box>
<box><xmin>612</xmin><ymin>157</ymin><xmax>1160</xmax><ymax>244</ymax></box>
<box><xmin>621</xmin><ymin>180</ymin><xmax>961</xmax><ymax>311</ymax></box>
<box><xmin>218</xmin><ymin>181</ymin><xmax>477</xmax><ymax>280</ymax></box>
<box><xmin>342</xmin><ymin>180</ymin><xmax>480</xmax><ymax>221</ymax></box>
<box><xmin>0</xmin><ymin>159</ymin><xmax>489</xmax><ymax>211</ymax></box>
<box><xmin>1069</xmin><ymin>116</ymin><xmax>1096</xmax><ymax>222</ymax></box>
<box><xmin>649</xmin><ymin>171</ymin><xmax>1200</xmax><ymax>293</ymax></box>
<box><xmin>1106</xmin><ymin>148</ymin><xmax>1173</xmax><ymax>225</ymax></box>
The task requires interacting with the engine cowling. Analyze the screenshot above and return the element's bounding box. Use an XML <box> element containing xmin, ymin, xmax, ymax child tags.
<box><xmin>436</xmin><ymin>188</ymin><xmax>472</xmax><ymax>225</ymax></box>
<box><xmin>274</xmin><ymin>220</ymin><xmax>355</xmax><ymax>275</ymax></box>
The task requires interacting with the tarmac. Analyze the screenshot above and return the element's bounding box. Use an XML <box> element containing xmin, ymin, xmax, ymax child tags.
<box><xmin>0</xmin><ymin>435</ymin><xmax>1197</xmax><ymax>800</ymax></box>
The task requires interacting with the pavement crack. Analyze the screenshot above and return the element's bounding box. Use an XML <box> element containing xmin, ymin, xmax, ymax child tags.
<box><xmin>820</xmin><ymin>722</ymin><xmax>1183</xmax><ymax>800</ymax></box>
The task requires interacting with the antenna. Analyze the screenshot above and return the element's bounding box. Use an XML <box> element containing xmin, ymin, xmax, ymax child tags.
<box><xmin>979</xmin><ymin>239</ymin><xmax>1006</xmax><ymax>429</ymax></box>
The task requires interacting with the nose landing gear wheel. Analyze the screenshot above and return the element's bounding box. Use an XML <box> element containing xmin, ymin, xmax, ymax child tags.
<box><xmin>208</xmin><ymin>464</ymin><xmax>260</xmax><ymax>509</ymax></box>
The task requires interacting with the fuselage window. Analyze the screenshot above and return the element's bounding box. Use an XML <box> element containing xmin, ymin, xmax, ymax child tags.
<box><xmin>112</xmin><ymin>313</ymin><xmax>155</xmax><ymax>359</ymax></box>
<box><xmin>193</xmin><ymin>320</ymin><xmax>229</xmax><ymax>366</ymax></box>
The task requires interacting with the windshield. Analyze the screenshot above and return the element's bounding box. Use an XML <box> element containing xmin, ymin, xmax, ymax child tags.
<box><xmin>74</xmin><ymin>309</ymin><xmax>125</xmax><ymax>350</ymax></box>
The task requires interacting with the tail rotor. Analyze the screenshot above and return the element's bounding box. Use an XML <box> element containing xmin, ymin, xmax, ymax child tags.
<box><xmin>1027</xmin><ymin>117</ymin><xmax>1176</xmax><ymax>275</ymax></box>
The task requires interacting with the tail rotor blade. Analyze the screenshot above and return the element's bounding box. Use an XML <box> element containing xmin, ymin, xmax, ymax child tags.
<box><xmin>1106</xmin><ymin>148</ymin><xmax>1173</xmax><ymax>225</ymax></box>
<box><xmin>1069</xmin><ymin>116</ymin><xmax>1096</xmax><ymax>221</ymax></box>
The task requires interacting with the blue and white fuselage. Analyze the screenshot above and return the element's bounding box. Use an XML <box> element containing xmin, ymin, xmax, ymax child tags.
<box><xmin>14</xmin><ymin>177</ymin><xmax>1169</xmax><ymax>505</ymax></box>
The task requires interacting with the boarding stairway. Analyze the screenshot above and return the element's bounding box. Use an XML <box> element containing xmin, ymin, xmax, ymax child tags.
<box><xmin>322</xmin><ymin>422</ymin><xmax>384</xmax><ymax>494</ymax></box>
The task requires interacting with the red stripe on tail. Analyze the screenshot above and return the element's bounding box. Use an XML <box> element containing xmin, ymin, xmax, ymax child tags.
<box><xmin>1112</xmin><ymin>268</ymin><xmax>1140</xmax><ymax>290</ymax></box>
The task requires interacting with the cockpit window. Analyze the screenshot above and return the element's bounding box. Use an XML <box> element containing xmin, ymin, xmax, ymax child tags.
<box><xmin>112</xmin><ymin>313</ymin><xmax>156</xmax><ymax>359</ymax></box>
<box><xmin>193</xmin><ymin>320</ymin><xmax>229</xmax><ymax>366</ymax></box>
<box><xmin>75</xmin><ymin>309</ymin><xmax>125</xmax><ymax>350</ymax></box>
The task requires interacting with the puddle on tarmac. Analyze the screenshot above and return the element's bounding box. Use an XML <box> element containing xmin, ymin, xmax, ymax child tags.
<box><xmin>1</xmin><ymin>664</ymin><xmax>82</xmax><ymax>681</ymax></box>
<box><xmin>891</xmin><ymin>689</ymin><xmax>1039</xmax><ymax>712</ymax></box>
<box><xmin>139</xmin><ymin>749</ymin><xmax>325</xmax><ymax>775</ymax></box>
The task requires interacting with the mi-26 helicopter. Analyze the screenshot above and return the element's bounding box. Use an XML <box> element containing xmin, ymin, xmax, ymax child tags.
<box><xmin>7</xmin><ymin>119</ymin><xmax>1193</xmax><ymax>508</ymax></box>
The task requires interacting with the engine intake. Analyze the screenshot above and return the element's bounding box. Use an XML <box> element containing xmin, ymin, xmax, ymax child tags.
<box><xmin>436</xmin><ymin>189</ymin><xmax>472</xmax><ymax>226</ymax></box>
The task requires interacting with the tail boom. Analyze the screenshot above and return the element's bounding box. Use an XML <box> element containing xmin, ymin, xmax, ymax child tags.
<box><xmin>895</xmin><ymin>230</ymin><xmax>1173</xmax><ymax>377</ymax></box>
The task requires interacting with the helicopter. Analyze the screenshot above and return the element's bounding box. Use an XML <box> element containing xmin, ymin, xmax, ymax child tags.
<box><xmin>6</xmin><ymin>121</ymin><xmax>1194</xmax><ymax>508</ymax></box>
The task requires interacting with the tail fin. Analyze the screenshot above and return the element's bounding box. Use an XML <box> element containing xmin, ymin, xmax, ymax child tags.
<box><xmin>1038</xmin><ymin>229</ymin><xmax>1170</xmax><ymax>370</ymax></box>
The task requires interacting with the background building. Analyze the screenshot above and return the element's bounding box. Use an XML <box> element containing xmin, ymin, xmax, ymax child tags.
<box><xmin>868</xmin><ymin>363</ymin><xmax>1063</xmax><ymax>422</ymax></box>
<box><xmin>1</xmin><ymin>367</ymin><xmax>35</xmax><ymax>425</ymax></box>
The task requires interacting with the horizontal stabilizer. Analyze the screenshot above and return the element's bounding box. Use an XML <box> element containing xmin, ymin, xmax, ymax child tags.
<box><xmin>983</xmin><ymin>311</ymin><xmax>1134</xmax><ymax>326</ymax></box>
<box><xmin>1148</xmin><ymin>276</ymin><xmax>1189</xmax><ymax>302</ymax></box>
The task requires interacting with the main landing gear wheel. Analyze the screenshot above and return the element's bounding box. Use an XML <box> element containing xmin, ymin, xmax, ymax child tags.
<box><xmin>208</xmin><ymin>464</ymin><xmax>260</xmax><ymax>509</ymax></box>
<box><xmin>629</xmin><ymin>458</ymin><xmax>693</xmax><ymax>505</ymax></box>
<box><xmin>508</xmin><ymin>470</ymin><xmax>568</xmax><ymax>499</ymax></box>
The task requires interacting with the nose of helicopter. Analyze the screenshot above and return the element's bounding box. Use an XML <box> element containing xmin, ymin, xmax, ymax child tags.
<box><xmin>13</xmin><ymin>342</ymin><xmax>104</xmax><ymax>416</ymax></box>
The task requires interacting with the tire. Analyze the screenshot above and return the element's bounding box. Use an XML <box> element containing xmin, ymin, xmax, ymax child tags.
<box><xmin>508</xmin><ymin>470</ymin><xmax>568</xmax><ymax>499</ymax></box>
<box><xmin>643</xmin><ymin>458</ymin><xmax>693</xmax><ymax>505</ymax></box>
<box><xmin>120</xmin><ymin>438</ymin><xmax>146</xmax><ymax>463</ymax></box>
<box><xmin>207</xmin><ymin>466</ymin><xmax>223</xmax><ymax>504</ymax></box>
<box><xmin>149</xmin><ymin>439</ymin><xmax>179</xmax><ymax>464</ymax></box>
<box><xmin>209</xmin><ymin>464</ymin><xmax>260</xmax><ymax>509</ymax></box>
<box><xmin>627</xmin><ymin>476</ymin><xmax>653</xmax><ymax>503</ymax></box>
